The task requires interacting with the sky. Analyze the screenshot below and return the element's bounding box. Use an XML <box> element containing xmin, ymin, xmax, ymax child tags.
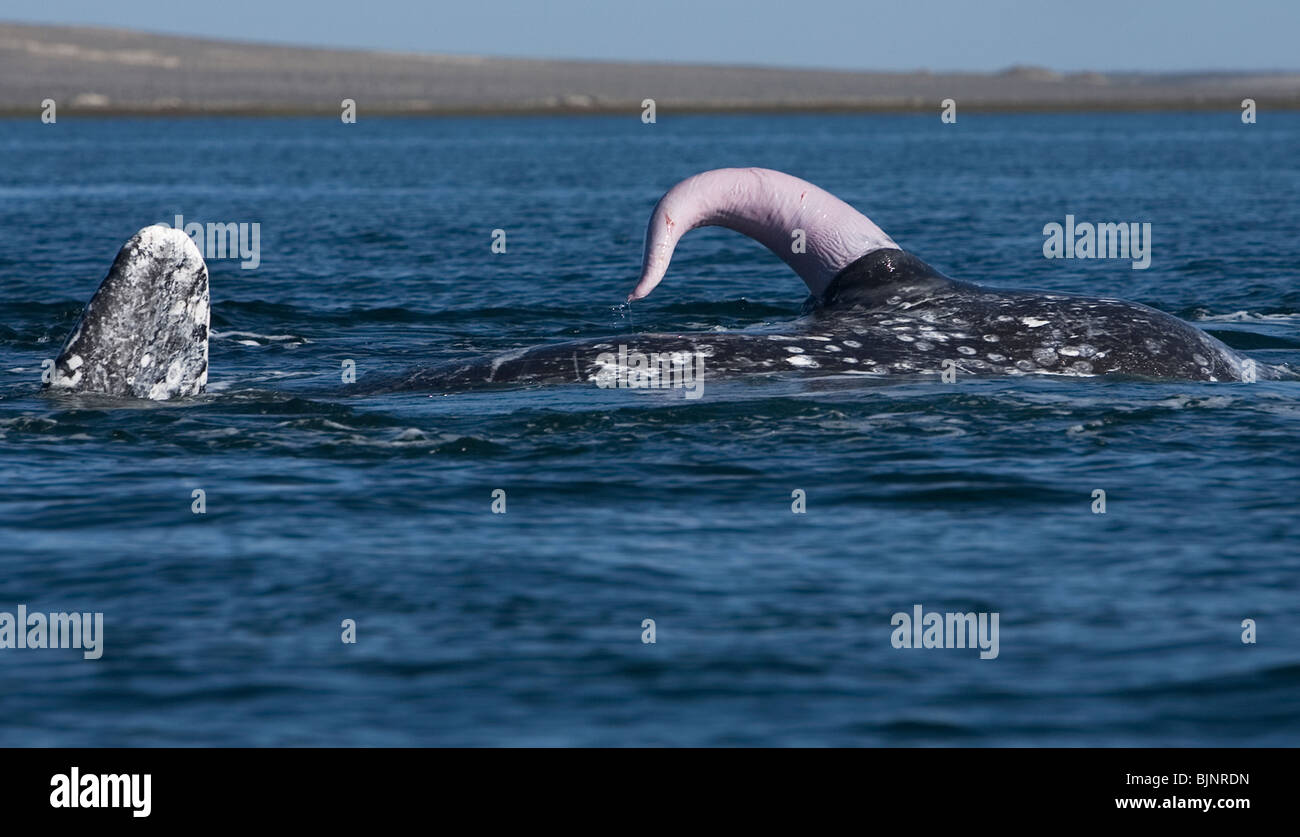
<box><xmin>1</xmin><ymin>0</ymin><xmax>1298</xmax><ymax>72</ymax></box>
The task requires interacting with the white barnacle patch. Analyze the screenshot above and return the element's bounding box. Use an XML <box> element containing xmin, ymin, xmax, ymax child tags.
<box><xmin>914</xmin><ymin>341</ymin><xmax>933</xmax><ymax>351</ymax></box>
<box><xmin>786</xmin><ymin>355</ymin><xmax>819</xmax><ymax>368</ymax></box>
<box><xmin>1069</xmin><ymin>360</ymin><xmax>1095</xmax><ymax>374</ymax></box>
<box><xmin>147</xmin><ymin>361</ymin><xmax>187</xmax><ymax>400</ymax></box>
<box><xmin>1015</xmin><ymin>359</ymin><xmax>1036</xmax><ymax>371</ymax></box>
<box><xmin>139</xmin><ymin>353</ymin><xmax>153</xmax><ymax>367</ymax></box>
<box><xmin>805</xmin><ymin>335</ymin><xmax>831</xmax><ymax>341</ymax></box>
<box><xmin>1192</xmin><ymin>353</ymin><xmax>1208</xmax><ymax>366</ymax></box>
<box><xmin>187</xmin><ymin>295</ymin><xmax>207</xmax><ymax>324</ymax></box>
<box><xmin>843</xmin><ymin>357</ymin><xmax>858</xmax><ymax>363</ymax></box>
<box><xmin>987</xmin><ymin>353</ymin><xmax>1006</xmax><ymax>362</ymax></box>
<box><xmin>842</xmin><ymin>340</ymin><xmax>862</xmax><ymax>348</ymax></box>
<box><xmin>956</xmin><ymin>346</ymin><xmax>976</xmax><ymax>355</ymax></box>
<box><xmin>1032</xmin><ymin>347</ymin><xmax>1059</xmax><ymax>366</ymax></box>
<box><xmin>1022</xmin><ymin>317</ymin><xmax>1050</xmax><ymax>328</ymax></box>
<box><xmin>784</xmin><ymin>346</ymin><xmax>806</xmax><ymax>353</ymax></box>
<box><xmin>897</xmin><ymin>334</ymin><xmax>915</xmax><ymax>342</ymax></box>
<box><xmin>983</xmin><ymin>334</ymin><xmax>999</xmax><ymax>342</ymax></box>
<box><xmin>822</xmin><ymin>344</ymin><xmax>841</xmax><ymax>352</ymax></box>
<box><xmin>1058</xmin><ymin>346</ymin><xmax>1081</xmax><ymax>357</ymax></box>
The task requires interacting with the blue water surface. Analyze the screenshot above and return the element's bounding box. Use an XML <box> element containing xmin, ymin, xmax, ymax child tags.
<box><xmin>1</xmin><ymin>113</ymin><xmax>1298</xmax><ymax>745</ymax></box>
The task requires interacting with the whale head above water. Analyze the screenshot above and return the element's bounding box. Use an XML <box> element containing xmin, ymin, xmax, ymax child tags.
<box><xmin>46</xmin><ymin>225</ymin><xmax>209</xmax><ymax>400</ymax></box>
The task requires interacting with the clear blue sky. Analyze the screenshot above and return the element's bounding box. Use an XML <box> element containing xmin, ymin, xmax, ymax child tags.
<box><xmin>4</xmin><ymin>0</ymin><xmax>1298</xmax><ymax>72</ymax></box>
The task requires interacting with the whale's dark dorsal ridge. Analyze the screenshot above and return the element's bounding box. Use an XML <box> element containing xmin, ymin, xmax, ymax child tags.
<box><xmin>804</xmin><ymin>248</ymin><xmax>975</xmax><ymax>315</ymax></box>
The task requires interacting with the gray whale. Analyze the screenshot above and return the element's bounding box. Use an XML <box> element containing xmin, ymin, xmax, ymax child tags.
<box><xmin>44</xmin><ymin>169</ymin><xmax>1282</xmax><ymax>400</ymax></box>
<box><xmin>47</xmin><ymin>226</ymin><xmax>209</xmax><ymax>400</ymax></box>
<box><xmin>385</xmin><ymin>248</ymin><xmax>1264</xmax><ymax>392</ymax></box>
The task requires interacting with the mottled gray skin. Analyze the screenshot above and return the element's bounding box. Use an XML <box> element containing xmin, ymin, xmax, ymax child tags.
<box><xmin>382</xmin><ymin>249</ymin><xmax>1269</xmax><ymax>392</ymax></box>
<box><xmin>46</xmin><ymin>226</ymin><xmax>209</xmax><ymax>400</ymax></box>
<box><xmin>48</xmin><ymin>237</ymin><xmax>1274</xmax><ymax>401</ymax></box>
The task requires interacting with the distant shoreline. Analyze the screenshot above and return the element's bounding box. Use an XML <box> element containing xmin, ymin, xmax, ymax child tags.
<box><xmin>5</xmin><ymin>21</ymin><xmax>1299</xmax><ymax>117</ymax></box>
<box><xmin>7</xmin><ymin>101</ymin><xmax>1300</xmax><ymax>119</ymax></box>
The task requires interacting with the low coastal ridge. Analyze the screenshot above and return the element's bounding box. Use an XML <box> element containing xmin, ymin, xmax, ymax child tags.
<box><xmin>3</xmin><ymin>21</ymin><xmax>1299</xmax><ymax>116</ymax></box>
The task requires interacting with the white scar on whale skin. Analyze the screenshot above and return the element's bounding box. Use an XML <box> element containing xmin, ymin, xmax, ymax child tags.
<box><xmin>628</xmin><ymin>167</ymin><xmax>897</xmax><ymax>302</ymax></box>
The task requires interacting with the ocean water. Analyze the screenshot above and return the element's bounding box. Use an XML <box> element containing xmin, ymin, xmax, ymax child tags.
<box><xmin>1</xmin><ymin>113</ymin><xmax>1298</xmax><ymax>746</ymax></box>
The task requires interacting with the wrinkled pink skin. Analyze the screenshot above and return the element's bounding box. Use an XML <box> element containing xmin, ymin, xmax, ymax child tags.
<box><xmin>628</xmin><ymin>167</ymin><xmax>898</xmax><ymax>302</ymax></box>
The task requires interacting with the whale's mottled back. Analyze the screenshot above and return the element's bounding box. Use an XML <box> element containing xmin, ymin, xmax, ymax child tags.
<box><xmin>46</xmin><ymin>225</ymin><xmax>209</xmax><ymax>400</ymax></box>
<box><xmin>37</xmin><ymin>173</ymin><xmax>1288</xmax><ymax>401</ymax></box>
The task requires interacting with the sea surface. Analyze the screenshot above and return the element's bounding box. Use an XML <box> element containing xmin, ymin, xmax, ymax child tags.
<box><xmin>1</xmin><ymin>113</ymin><xmax>1298</xmax><ymax>746</ymax></box>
